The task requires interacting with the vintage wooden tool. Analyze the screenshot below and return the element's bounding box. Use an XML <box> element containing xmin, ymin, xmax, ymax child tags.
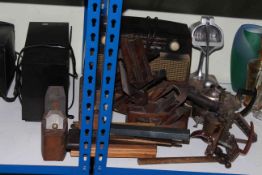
<box><xmin>70</xmin><ymin>144</ymin><xmax>157</xmax><ymax>158</ymax></box>
<box><xmin>42</xmin><ymin>86</ymin><xmax>68</xmax><ymax>161</ymax></box>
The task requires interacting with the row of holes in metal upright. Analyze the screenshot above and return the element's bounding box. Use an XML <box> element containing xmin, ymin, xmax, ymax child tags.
<box><xmin>80</xmin><ymin>0</ymin><xmax>101</xmax><ymax>173</ymax></box>
<box><xmin>81</xmin><ymin>0</ymin><xmax>121</xmax><ymax>171</ymax></box>
<box><xmin>94</xmin><ymin>0</ymin><xmax>121</xmax><ymax>174</ymax></box>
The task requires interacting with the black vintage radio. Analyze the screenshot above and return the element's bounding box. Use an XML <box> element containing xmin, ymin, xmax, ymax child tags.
<box><xmin>0</xmin><ymin>22</ymin><xmax>16</xmax><ymax>100</ymax></box>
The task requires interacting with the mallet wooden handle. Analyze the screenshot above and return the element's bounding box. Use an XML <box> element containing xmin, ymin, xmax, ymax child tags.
<box><xmin>71</xmin><ymin>144</ymin><xmax>157</xmax><ymax>158</ymax></box>
<box><xmin>110</xmin><ymin>135</ymin><xmax>172</xmax><ymax>146</ymax></box>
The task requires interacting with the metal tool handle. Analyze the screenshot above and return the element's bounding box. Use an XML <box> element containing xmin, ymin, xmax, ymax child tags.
<box><xmin>195</xmin><ymin>52</ymin><xmax>205</xmax><ymax>79</ymax></box>
<box><xmin>188</xmin><ymin>90</ymin><xmax>220</xmax><ymax>112</ymax></box>
<box><xmin>236</xmin><ymin>88</ymin><xmax>257</xmax><ymax>116</ymax></box>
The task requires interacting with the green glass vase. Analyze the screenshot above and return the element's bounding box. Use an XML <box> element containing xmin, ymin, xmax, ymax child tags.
<box><xmin>231</xmin><ymin>24</ymin><xmax>262</xmax><ymax>92</ymax></box>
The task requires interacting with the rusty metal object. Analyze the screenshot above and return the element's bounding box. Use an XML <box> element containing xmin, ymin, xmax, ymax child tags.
<box><xmin>188</xmin><ymin>78</ymin><xmax>257</xmax><ymax>166</ymax></box>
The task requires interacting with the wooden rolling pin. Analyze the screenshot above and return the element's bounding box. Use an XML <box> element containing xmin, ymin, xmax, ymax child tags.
<box><xmin>71</xmin><ymin>144</ymin><xmax>157</xmax><ymax>158</ymax></box>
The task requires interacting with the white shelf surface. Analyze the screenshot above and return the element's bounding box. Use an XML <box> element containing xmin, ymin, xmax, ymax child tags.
<box><xmin>0</xmin><ymin>82</ymin><xmax>261</xmax><ymax>175</ymax></box>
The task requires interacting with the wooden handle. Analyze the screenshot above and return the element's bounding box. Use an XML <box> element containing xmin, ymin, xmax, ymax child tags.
<box><xmin>110</xmin><ymin>135</ymin><xmax>172</xmax><ymax>146</ymax></box>
<box><xmin>71</xmin><ymin>144</ymin><xmax>157</xmax><ymax>158</ymax></box>
<box><xmin>138</xmin><ymin>156</ymin><xmax>217</xmax><ymax>165</ymax></box>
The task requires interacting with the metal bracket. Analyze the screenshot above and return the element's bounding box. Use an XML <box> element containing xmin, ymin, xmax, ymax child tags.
<box><xmin>92</xmin><ymin>0</ymin><xmax>123</xmax><ymax>174</ymax></box>
<box><xmin>79</xmin><ymin>0</ymin><xmax>103</xmax><ymax>174</ymax></box>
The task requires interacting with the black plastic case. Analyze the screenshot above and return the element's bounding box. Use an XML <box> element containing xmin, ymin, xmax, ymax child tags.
<box><xmin>21</xmin><ymin>22</ymin><xmax>69</xmax><ymax>121</ymax></box>
<box><xmin>0</xmin><ymin>22</ymin><xmax>16</xmax><ymax>98</ymax></box>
